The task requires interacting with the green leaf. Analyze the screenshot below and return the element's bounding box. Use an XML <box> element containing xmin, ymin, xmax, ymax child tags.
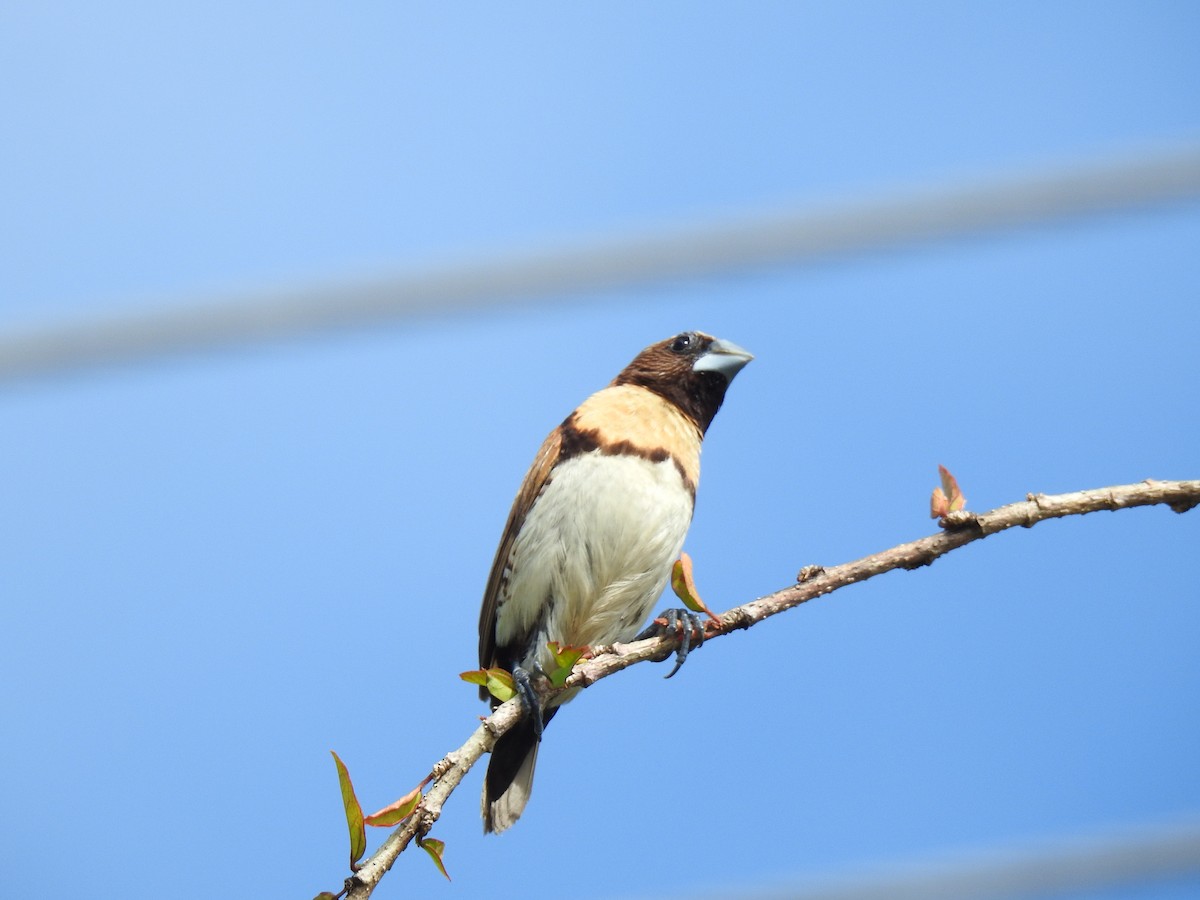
<box><xmin>545</xmin><ymin>641</ymin><xmax>586</xmax><ymax>688</ymax></box>
<box><xmin>484</xmin><ymin>668</ymin><xmax>516</xmax><ymax>702</ymax></box>
<box><xmin>364</xmin><ymin>786</ymin><xmax>422</xmax><ymax>827</ymax></box>
<box><xmin>331</xmin><ymin>750</ymin><xmax>366</xmax><ymax>870</ymax></box>
<box><xmin>312</xmin><ymin>894</ymin><xmax>339</xmax><ymax>900</ymax></box>
<box><xmin>460</xmin><ymin>667</ymin><xmax>517</xmax><ymax>702</ymax></box>
<box><xmin>419</xmin><ymin>837</ymin><xmax>451</xmax><ymax>881</ymax></box>
<box><xmin>670</xmin><ymin>552</ymin><xmax>719</xmax><ymax>621</ymax></box>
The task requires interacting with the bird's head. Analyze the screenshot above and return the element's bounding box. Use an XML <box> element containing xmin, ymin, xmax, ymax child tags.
<box><xmin>613</xmin><ymin>331</ymin><xmax>753</xmax><ymax>433</ymax></box>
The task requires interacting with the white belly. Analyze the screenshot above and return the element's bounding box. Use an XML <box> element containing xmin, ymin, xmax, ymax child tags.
<box><xmin>496</xmin><ymin>450</ymin><xmax>694</xmax><ymax>669</ymax></box>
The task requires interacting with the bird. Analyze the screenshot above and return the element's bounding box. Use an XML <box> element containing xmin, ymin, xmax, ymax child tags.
<box><xmin>477</xmin><ymin>330</ymin><xmax>753</xmax><ymax>833</ymax></box>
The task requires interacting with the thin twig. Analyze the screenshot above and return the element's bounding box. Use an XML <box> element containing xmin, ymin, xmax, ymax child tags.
<box><xmin>340</xmin><ymin>478</ymin><xmax>1199</xmax><ymax>899</ymax></box>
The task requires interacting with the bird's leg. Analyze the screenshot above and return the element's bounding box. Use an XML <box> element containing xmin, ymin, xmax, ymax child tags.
<box><xmin>511</xmin><ymin>664</ymin><xmax>545</xmax><ymax>739</ymax></box>
<box><xmin>635</xmin><ymin>608</ymin><xmax>705</xmax><ymax>679</ymax></box>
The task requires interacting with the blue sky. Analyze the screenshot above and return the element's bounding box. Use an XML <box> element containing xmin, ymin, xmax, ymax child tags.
<box><xmin>2</xmin><ymin>4</ymin><xmax>1198</xmax><ymax>898</ymax></box>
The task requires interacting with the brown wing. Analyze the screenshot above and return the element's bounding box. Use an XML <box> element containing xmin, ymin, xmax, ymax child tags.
<box><xmin>477</xmin><ymin>426</ymin><xmax>563</xmax><ymax>699</ymax></box>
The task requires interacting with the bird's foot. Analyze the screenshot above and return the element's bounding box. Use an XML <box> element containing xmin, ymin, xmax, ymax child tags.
<box><xmin>511</xmin><ymin>664</ymin><xmax>545</xmax><ymax>740</ymax></box>
<box><xmin>636</xmin><ymin>608</ymin><xmax>705</xmax><ymax>679</ymax></box>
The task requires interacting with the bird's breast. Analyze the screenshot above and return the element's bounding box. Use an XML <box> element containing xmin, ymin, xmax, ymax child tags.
<box><xmin>568</xmin><ymin>384</ymin><xmax>702</xmax><ymax>494</ymax></box>
<box><xmin>496</xmin><ymin>450</ymin><xmax>695</xmax><ymax>658</ymax></box>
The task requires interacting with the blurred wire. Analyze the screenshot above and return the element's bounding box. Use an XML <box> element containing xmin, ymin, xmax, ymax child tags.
<box><xmin>4</xmin><ymin>143</ymin><xmax>1200</xmax><ymax>382</ymax></box>
<box><xmin>652</xmin><ymin>815</ymin><xmax>1200</xmax><ymax>900</ymax></box>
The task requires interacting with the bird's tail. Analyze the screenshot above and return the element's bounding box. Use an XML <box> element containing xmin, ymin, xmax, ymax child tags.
<box><xmin>482</xmin><ymin>708</ymin><xmax>557</xmax><ymax>833</ymax></box>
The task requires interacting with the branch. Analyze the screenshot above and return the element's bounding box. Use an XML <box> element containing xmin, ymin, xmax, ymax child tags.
<box><xmin>339</xmin><ymin>478</ymin><xmax>1199</xmax><ymax>899</ymax></box>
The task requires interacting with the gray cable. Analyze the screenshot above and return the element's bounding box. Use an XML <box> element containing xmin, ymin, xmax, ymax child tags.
<box><xmin>641</xmin><ymin>815</ymin><xmax>1200</xmax><ymax>900</ymax></box>
<box><xmin>4</xmin><ymin>143</ymin><xmax>1200</xmax><ymax>381</ymax></box>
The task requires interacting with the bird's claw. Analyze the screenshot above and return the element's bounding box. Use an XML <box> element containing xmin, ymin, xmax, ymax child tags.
<box><xmin>636</xmin><ymin>608</ymin><xmax>705</xmax><ymax>678</ymax></box>
<box><xmin>511</xmin><ymin>665</ymin><xmax>545</xmax><ymax>739</ymax></box>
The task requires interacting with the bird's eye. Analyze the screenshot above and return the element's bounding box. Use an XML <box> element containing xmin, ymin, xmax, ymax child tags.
<box><xmin>670</xmin><ymin>333</ymin><xmax>694</xmax><ymax>354</ymax></box>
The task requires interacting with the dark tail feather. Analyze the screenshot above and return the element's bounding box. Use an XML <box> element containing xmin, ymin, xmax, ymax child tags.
<box><xmin>482</xmin><ymin>707</ymin><xmax>558</xmax><ymax>833</ymax></box>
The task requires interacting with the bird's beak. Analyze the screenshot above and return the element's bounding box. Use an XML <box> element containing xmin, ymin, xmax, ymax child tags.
<box><xmin>693</xmin><ymin>337</ymin><xmax>754</xmax><ymax>381</ymax></box>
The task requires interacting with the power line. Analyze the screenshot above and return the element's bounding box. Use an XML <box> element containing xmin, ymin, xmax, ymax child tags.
<box><xmin>4</xmin><ymin>143</ymin><xmax>1200</xmax><ymax>382</ymax></box>
<box><xmin>644</xmin><ymin>815</ymin><xmax>1200</xmax><ymax>900</ymax></box>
